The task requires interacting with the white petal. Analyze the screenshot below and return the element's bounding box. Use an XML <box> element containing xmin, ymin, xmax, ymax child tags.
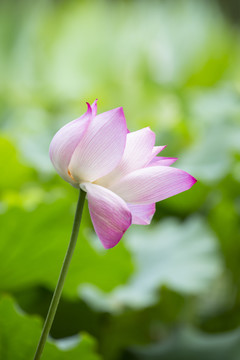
<box><xmin>110</xmin><ymin>166</ymin><xmax>197</xmax><ymax>204</ymax></box>
<box><xmin>151</xmin><ymin>145</ymin><xmax>166</xmax><ymax>157</ymax></box>
<box><xmin>128</xmin><ymin>203</ymin><xmax>156</xmax><ymax>225</ymax></box>
<box><xmin>148</xmin><ymin>157</ymin><xmax>178</xmax><ymax>167</ymax></box>
<box><xmin>69</xmin><ymin>107</ymin><xmax>127</xmax><ymax>182</ymax></box>
<box><xmin>83</xmin><ymin>183</ymin><xmax>132</xmax><ymax>249</ymax></box>
<box><xmin>49</xmin><ymin>103</ymin><xmax>92</xmax><ymax>184</ymax></box>
<box><xmin>96</xmin><ymin>127</ymin><xmax>155</xmax><ymax>187</ymax></box>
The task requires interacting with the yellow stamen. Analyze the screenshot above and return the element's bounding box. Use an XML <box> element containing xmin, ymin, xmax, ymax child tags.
<box><xmin>68</xmin><ymin>168</ymin><xmax>75</xmax><ymax>181</ymax></box>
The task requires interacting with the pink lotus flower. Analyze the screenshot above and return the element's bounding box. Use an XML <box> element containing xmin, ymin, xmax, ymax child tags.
<box><xmin>49</xmin><ymin>100</ymin><xmax>196</xmax><ymax>249</ymax></box>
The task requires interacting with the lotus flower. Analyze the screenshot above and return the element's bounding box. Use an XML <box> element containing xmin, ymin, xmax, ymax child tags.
<box><xmin>49</xmin><ymin>100</ymin><xmax>196</xmax><ymax>249</ymax></box>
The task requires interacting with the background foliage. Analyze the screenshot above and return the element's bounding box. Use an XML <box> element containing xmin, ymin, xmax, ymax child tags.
<box><xmin>0</xmin><ymin>0</ymin><xmax>240</xmax><ymax>359</ymax></box>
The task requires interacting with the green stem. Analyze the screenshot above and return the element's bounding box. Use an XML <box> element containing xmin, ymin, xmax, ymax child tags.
<box><xmin>33</xmin><ymin>189</ymin><xmax>86</xmax><ymax>360</ymax></box>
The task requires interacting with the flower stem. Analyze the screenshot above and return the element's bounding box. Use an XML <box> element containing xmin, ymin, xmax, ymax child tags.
<box><xmin>33</xmin><ymin>189</ymin><xmax>86</xmax><ymax>360</ymax></box>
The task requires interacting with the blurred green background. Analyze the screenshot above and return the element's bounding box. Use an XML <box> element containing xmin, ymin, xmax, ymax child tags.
<box><xmin>0</xmin><ymin>0</ymin><xmax>240</xmax><ymax>359</ymax></box>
